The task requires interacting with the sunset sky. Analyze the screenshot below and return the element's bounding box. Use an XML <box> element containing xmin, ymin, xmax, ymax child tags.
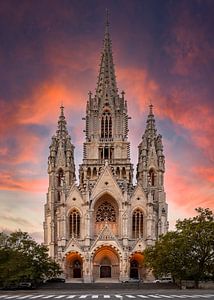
<box><xmin>0</xmin><ymin>0</ymin><xmax>213</xmax><ymax>243</ymax></box>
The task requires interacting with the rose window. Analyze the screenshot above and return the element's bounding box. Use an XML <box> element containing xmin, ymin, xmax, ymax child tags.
<box><xmin>96</xmin><ymin>201</ymin><xmax>116</xmax><ymax>222</ymax></box>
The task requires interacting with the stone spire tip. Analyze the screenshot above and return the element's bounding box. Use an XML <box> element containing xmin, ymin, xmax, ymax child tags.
<box><xmin>60</xmin><ymin>104</ymin><xmax>64</xmax><ymax>116</ymax></box>
<box><xmin>149</xmin><ymin>104</ymin><xmax>153</xmax><ymax>115</ymax></box>
<box><xmin>148</xmin><ymin>99</ymin><xmax>154</xmax><ymax>115</ymax></box>
<box><xmin>105</xmin><ymin>8</ymin><xmax>109</xmax><ymax>33</ymax></box>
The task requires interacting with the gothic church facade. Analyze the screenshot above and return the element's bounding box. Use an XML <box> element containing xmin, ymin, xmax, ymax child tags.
<box><xmin>44</xmin><ymin>18</ymin><xmax>168</xmax><ymax>283</ymax></box>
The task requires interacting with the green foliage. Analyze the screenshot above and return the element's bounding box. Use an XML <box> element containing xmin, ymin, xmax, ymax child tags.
<box><xmin>0</xmin><ymin>231</ymin><xmax>61</xmax><ymax>287</ymax></box>
<box><xmin>144</xmin><ymin>208</ymin><xmax>214</xmax><ymax>286</ymax></box>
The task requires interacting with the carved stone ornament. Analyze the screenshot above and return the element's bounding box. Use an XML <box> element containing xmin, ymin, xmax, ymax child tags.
<box><xmin>96</xmin><ymin>201</ymin><xmax>116</xmax><ymax>222</ymax></box>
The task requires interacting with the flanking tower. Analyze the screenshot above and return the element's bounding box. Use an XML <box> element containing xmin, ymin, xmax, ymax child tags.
<box><xmin>44</xmin><ymin>106</ymin><xmax>76</xmax><ymax>258</ymax></box>
<box><xmin>136</xmin><ymin>104</ymin><xmax>168</xmax><ymax>242</ymax></box>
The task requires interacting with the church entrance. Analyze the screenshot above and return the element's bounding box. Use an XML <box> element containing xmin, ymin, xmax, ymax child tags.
<box><xmin>93</xmin><ymin>246</ymin><xmax>119</xmax><ymax>282</ymax></box>
<box><xmin>129</xmin><ymin>252</ymin><xmax>145</xmax><ymax>281</ymax></box>
<box><xmin>100</xmin><ymin>256</ymin><xmax>111</xmax><ymax>278</ymax></box>
<box><xmin>65</xmin><ymin>252</ymin><xmax>83</xmax><ymax>281</ymax></box>
<box><xmin>73</xmin><ymin>260</ymin><xmax>82</xmax><ymax>278</ymax></box>
<box><xmin>100</xmin><ymin>266</ymin><xmax>111</xmax><ymax>278</ymax></box>
<box><xmin>130</xmin><ymin>260</ymin><xmax>139</xmax><ymax>279</ymax></box>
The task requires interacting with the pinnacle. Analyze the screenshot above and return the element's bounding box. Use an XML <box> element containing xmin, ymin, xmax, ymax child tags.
<box><xmin>60</xmin><ymin>104</ymin><xmax>64</xmax><ymax>116</ymax></box>
<box><xmin>96</xmin><ymin>11</ymin><xmax>118</xmax><ymax>97</ymax></box>
<box><xmin>145</xmin><ymin>104</ymin><xmax>157</xmax><ymax>139</ymax></box>
<box><xmin>56</xmin><ymin>105</ymin><xmax>68</xmax><ymax>139</ymax></box>
<box><xmin>149</xmin><ymin>104</ymin><xmax>153</xmax><ymax>116</ymax></box>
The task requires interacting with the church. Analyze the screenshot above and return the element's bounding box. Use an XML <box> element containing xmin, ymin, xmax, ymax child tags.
<box><xmin>43</xmin><ymin>16</ymin><xmax>168</xmax><ymax>283</ymax></box>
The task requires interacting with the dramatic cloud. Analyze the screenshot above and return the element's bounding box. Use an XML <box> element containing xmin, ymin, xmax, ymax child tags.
<box><xmin>0</xmin><ymin>1</ymin><xmax>213</xmax><ymax>240</ymax></box>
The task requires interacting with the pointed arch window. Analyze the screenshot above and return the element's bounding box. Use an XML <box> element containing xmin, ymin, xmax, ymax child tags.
<box><xmin>132</xmin><ymin>209</ymin><xmax>144</xmax><ymax>238</ymax></box>
<box><xmin>101</xmin><ymin>111</ymin><xmax>112</xmax><ymax>139</ymax></box>
<box><xmin>149</xmin><ymin>169</ymin><xmax>155</xmax><ymax>186</ymax></box>
<box><xmin>87</xmin><ymin>167</ymin><xmax>91</xmax><ymax>179</ymax></box>
<box><xmin>58</xmin><ymin>169</ymin><xmax>64</xmax><ymax>186</ymax></box>
<box><xmin>69</xmin><ymin>209</ymin><xmax>80</xmax><ymax>238</ymax></box>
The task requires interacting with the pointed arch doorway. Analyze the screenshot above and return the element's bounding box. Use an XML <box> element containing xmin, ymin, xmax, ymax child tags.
<box><xmin>130</xmin><ymin>259</ymin><xmax>139</xmax><ymax>279</ymax></box>
<box><xmin>73</xmin><ymin>259</ymin><xmax>82</xmax><ymax>278</ymax></box>
<box><xmin>129</xmin><ymin>252</ymin><xmax>145</xmax><ymax>281</ymax></box>
<box><xmin>93</xmin><ymin>246</ymin><xmax>120</xmax><ymax>282</ymax></box>
<box><xmin>100</xmin><ymin>256</ymin><xmax>111</xmax><ymax>278</ymax></box>
<box><xmin>65</xmin><ymin>252</ymin><xmax>83</xmax><ymax>281</ymax></box>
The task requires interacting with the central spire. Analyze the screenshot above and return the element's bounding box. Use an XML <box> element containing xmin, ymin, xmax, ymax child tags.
<box><xmin>96</xmin><ymin>10</ymin><xmax>118</xmax><ymax>98</ymax></box>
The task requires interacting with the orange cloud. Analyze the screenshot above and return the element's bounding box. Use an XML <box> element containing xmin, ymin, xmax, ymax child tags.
<box><xmin>193</xmin><ymin>166</ymin><xmax>214</xmax><ymax>184</ymax></box>
<box><xmin>18</xmin><ymin>82</ymin><xmax>85</xmax><ymax>125</ymax></box>
<box><xmin>165</xmin><ymin>159</ymin><xmax>214</xmax><ymax>213</ymax></box>
<box><xmin>118</xmin><ymin>68</ymin><xmax>214</xmax><ymax>162</ymax></box>
<box><xmin>0</xmin><ymin>171</ymin><xmax>47</xmax><ymax>192</ymax></box>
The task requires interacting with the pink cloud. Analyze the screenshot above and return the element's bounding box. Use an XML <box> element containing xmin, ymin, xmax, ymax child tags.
<box><xmin>0</xmin><ymin>171</ymin><xmax>47</xmax><ymax>192</ymax></box>
<box><xmin>165</xmin><ymin>159</ymin><xmax>214</xmax><ymax>214</ymax></box>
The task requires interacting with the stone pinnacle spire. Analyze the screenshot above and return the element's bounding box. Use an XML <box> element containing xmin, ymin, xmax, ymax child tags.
<box><xmin>96</xmin><ymin>10</ymin><xmax>118</xmax><ymax>97</ymax></box>
<box><xmin>48</xmin><ymin>105</ymin><xmax>76</xmax><ymax>179</ymax></box>
<box><xmin>56</xmin><ymin>105</ymin><xmax>68</xmax><ymax>139</ymax></box>
<box><xmin>145</xmin><ymin>104</ymin><xmax>157</xmax><ymax>140</ymax></box>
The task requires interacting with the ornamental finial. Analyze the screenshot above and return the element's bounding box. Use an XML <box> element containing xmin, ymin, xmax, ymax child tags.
<box><xmin>60</xmin><ymin>104</ymin><xmax>64</xmax><ymax>116</ymax></box>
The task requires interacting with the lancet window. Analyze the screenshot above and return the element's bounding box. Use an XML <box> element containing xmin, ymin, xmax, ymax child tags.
<box><xmin>132</xmin><ymin>209</ymin><xmax>144</xmax><ymax>238</ymax></box>
<box><xmin>149</xmin><ymin>169</ymin><xmax>155</xmax><ymax>186</ymax></box>
<box><xmin>96</xmin><ymin>201</ymin><xmax>116</xmax><ymax>222</ymax></box>
<box><xmin>58</xmin><ymin>169</ymin><xmax>64</xmax><ymax>186</ymax></box>
<box><xmin>99</xmin><ymin>147</ymin><xmax>113</xmax><ymax>160</ymax></box>
<box><xmin>69</xmin><ymin>209</ymin><xmax>80</xmax><ymax>238</ymax></box>
<box><xmin>101</xmin><ymin>111</ymin><xmax>112</xmax><ymax>139</ymax></box>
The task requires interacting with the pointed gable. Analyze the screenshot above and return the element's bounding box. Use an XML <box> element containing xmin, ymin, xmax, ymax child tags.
<box><xmin>56</xmin><ymin>141</ymin><xmax>66</xmax><ymax>167</ymax></box>
<box><xmin>65</xmin><ymin>237</ymin><xmax>82</xmax><ymax>254</ymax></box>
<box><xmin>91</xmin><ymin>163</ymin><xmax>123</xmax><ymax>206</ymax></box>
<box><xmin>147</xmin><ymin>140</ymin><xmax>158</xmax><ymax>169</ymax></box>
<box><xmin>67</xmin><ymin>183</ymin><xmax>84</xmax><ymax>207</ymax></box>
<box><xmin>131</xmin><ymin>184</ymin><xmax>147</xmax><ymax>211</ymax></box>
<box><xmin>90</xmin><ymin>222</ymin><xmax>122</xmax><ymax>251</ymax></box>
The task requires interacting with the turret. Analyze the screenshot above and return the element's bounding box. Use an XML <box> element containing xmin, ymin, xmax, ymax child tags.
<box><xmin>137</xmin><ymin>104</ymin><xmax>165</xmax><ymax>191</ymax></box>
<box><xmin>44</xmin><ymin>106</ymin><xmax>76</xmax><ymax>257</ymax></box>
<box><xmin>48</xmin><ymin>105</ymin><xmax>76</xmax><ymax>190</ymax></box>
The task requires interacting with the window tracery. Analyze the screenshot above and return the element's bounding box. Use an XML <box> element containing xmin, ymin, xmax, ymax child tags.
<box><xmin>96</xmin><ymin>201</ymin><xmax>116</xmax><ymax>222</ymax></box>
<box><xmin>69</xmin><ymin>209</ymin><xmax>80</xmax><ymax>238</ymax></box>
<box><xmin>101</xmin><ymin>111</ymin><xmax>112</xmax><ymax>139</ymax></box>
<box><xmin>132</xmin><ymin>209</ymin><xmax>143</xmax><ymax>238</ymax></box>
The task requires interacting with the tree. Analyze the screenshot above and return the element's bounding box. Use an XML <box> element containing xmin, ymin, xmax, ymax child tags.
<box><xmin>144</xmin><ymin>208</ymin><xmax>214</xmax><ymax>287</ymax></box>
<box><xmin>0</xmin><ymin>231</ymin><xmax>61</xmax><ymax>287</ymax></box>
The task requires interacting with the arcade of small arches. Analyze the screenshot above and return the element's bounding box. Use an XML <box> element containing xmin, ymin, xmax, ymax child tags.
<box><xmin>85</xmin><ymin>166</ymin><xmax>131</xmax><ymax>181</ymax></box>
<box><xmin>64</xmin><ymin>248</ymin><xmax>146</xmax><ymax>282</ymax></box>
